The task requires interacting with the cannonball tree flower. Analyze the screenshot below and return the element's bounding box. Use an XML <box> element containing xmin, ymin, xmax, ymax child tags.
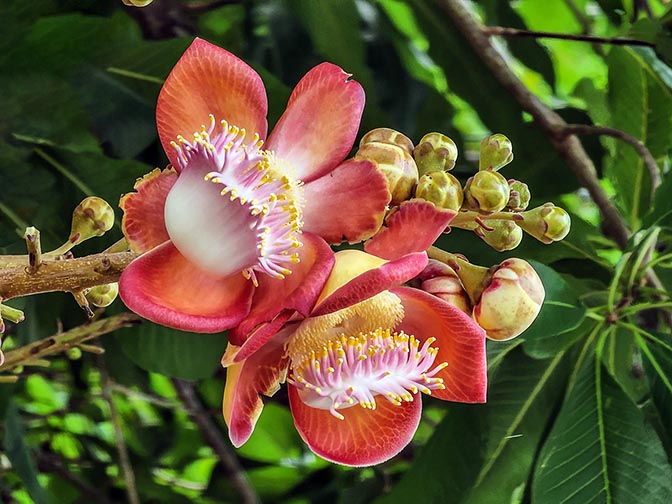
<box><xmin>119</xmin><ymin>38</ymin><xmax>390</xmax><ymax>332</ymax></box>
<box><xmin>222</xmin><ymin>201</ymin><xmax>487</xmax><ymax>466</ymax></box>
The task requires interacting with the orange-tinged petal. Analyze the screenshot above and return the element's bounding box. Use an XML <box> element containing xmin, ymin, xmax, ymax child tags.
<box><xmin>302</xmin><ymin>158</ymin><xmax>390</xmax><ymax>244</ymax></box>
<box><xmin>312</xmin><ymin>250</ymin><xmax>427</xmax><ymax>317</ymax></box>
<box><xmin>119</xmin><ymin>241</ymin><xmax>254</xmax><ymax>333</ymax></box>
<box><xmin>222</xmin><ymin>326</ymin><xmax>292</xmax><ymax>447</ymax></box>
<box><xmin>120</xmin><ymin>168</ymin><xmax>176</xmax><ymax>253</ymax></box>
<box><xmin>157</xmin><ymin>38</ymin><xmax>268</xmax><ymax>169</ymax></box>
<box><xmin>365</xmin><ymin>199</ymin><xmax>456</xmax><ymax>260</ymax></box>
<box><xmin>288</xmin><ymin>384</ymin><xmax>421</xmax><ymax>466</ymax></box>
<box><xmin>229</xmin><ymin>232</ymin><xmax>334</xmax><ymax>347</ymax></box>
<box><xmin>265</xmin><ymin>63</ymin><xmax>365</xmax><ymax>183</ymax></box>
<box><xmin>394</xmin><ymin>287</ymin><xmax>487</xmax><ymax>403</ymax></box>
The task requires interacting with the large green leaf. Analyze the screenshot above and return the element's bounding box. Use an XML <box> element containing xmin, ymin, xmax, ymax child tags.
<box><xmin>607</xmin><ymin>47</ymin><xmax>672</xmax><ymax>228</ymax></box>
<box><xmin>463</xmin><ymin>350</ymin><xmax>567</xmax><ymax>504</ymax></box>
<box><xmin>117</xmin><ymin>322</ymin><xmax>227</xmax><ymax>380</ymax></box>
<box><xmin>522</xmin><ymin>261</ymin><xmax>587</xmax><ymax>359</ymax></box>
<box><xmin>532</xmin><ymin>357</ymin><xmax>672</xmax><ymax>503</ymax></box>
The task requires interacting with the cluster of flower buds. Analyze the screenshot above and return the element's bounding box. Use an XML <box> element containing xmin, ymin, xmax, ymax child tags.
<box><xmin>418</xmin><ymin>255</ymin><xmax>545</xmax><ymax>341</ymax></box>
<box><xmin>357</xmin><ymin>128</ymin><xmax>571</xmax><ymax>252</ymax></box>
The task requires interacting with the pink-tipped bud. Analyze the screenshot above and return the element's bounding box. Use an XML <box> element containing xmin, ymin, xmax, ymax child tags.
<box><xmin>355</xmin><ymin>141</ymin><xmax>418</xmax><ymax>205</ymax></box>
<box><xmin>69</xmin><ymin>197</ymin><xmax>115</xmax><ymax>247</ymax></box>
<box><xmin>479</xmin><ymin>220</ymin><xmax>523</xmax><ymax>251</ymax></box>
<box><xmin>415</xmin><ymin>171</ymin><xmax>464</xmax><ymax>211</ymax></box>
<box><xmin>418</xmin><ymin>260</ymin><xmax>471</xmax><ymax>315</ymax></box>
<box><xmin>518</xmin><ymin>203</ymin><xmax>571</xmax><ymax>244</ymax></box>
<box><xmin>464</xmin><ymin>170</ymin><xmax>510</xmax><ymax>213</ymax></box>
<box><xmin>413</xmin><ymin>132</ymin><xmax>459</xmax><ymax>176</ymax></box>
<box><xmin>473</xmin><ymin>258</ymin><xmax>544</xmax><ymax>341</ymax></box>
<box><xmin>507</xmin><ymin>179</ymin><xmax>530</xmax><ymax>211</ymax></box>
<box><xmin>479</xmin><ymin>134</ymin><xmax>513</xmax><ymax>172</ymax></box>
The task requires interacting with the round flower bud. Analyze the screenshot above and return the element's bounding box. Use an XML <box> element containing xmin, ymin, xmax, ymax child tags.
<box><xmin>415</xmin><ymin>171</ymin><xmax>463</xmax><ymax>211</ymax></box>
<box><xmin>66</xmin><ymin>347</ymin><xmax>83</xmax><ymax>360</ymax></box>
<box><xmin>479</xmin><ymin>220</ymin><xmax>523</xmax><ymax>251</ymax></box>
<box><xmin>122</xmin><ymin>0</ymin><xmax>154</xmax><ymax>6</ymax></box>
<box><xmin>85</xmin><ymin>283</ymin><xmax>119</xmax><ymax>308</ymax></box>
<box><xmin>518</xmin><ymin>203</ymin><xmax>571</xmax><ymax>244</ymax></box>
<box><xmin>479</xmin><ymin>134</ymin><xmax>513</xmax><ymax>171</ymax></box>
<box><xmin>360</xmin><ymin>127</ymin><xmax>414</xmax><ymax>155</ymax></box>
<box><xmin>464</xmin><ymin>170</ymin><xmax>510</xmax><ymax>213</ymax></box>
<box><xmin>473</xmin><ymin>258</ymin><xmax>544</xmax><ymax>341</ymax></box>
<box><xmin>507</xmin><ymin>179</ymin><xmax>530</xmax><ymax>211</ymax></box>
<box><xmin>413</xmin><ymin>132</ymin><xmax>458</xmax><ymax>176</ymax></box>
<box><xmin>355</xmin><ymin>141</ymin><xmax>418</xmax><ymax>205</ymax></box>
<box><xmin>68</xmin><ymin>197</ymin><xmax>115</xmax><ymax>247</ymax></box>
<box><xmin>418</xmin><ymin>260</ymin><xmax>471</xmax><ymax>315</ymax></box>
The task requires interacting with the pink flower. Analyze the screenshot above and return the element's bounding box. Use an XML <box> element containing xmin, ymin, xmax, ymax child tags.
<box><xmin>118</xmin><ymin>38</ymin><xmax>390</xmax><ymax>333</ymax></box>
<box><xmin>221</xmin><ymin>201</ymin><xmax>487</xmax><ymax>466</ymax></box>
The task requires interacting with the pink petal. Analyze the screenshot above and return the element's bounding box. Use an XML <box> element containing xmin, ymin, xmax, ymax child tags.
<box><xmin>312</xmin><ymin>250</ymin><xmax>427</xmax><ymax>317</ymax></box>
<box><xmin>302</xmin><ymin>158</ymin><xmax>390</xmax><ymax>244</ymax></box>
<box><xmin>288</xmin><ymin>384</ymin><xmax>421</xmax><ymax>466</ymax></box>
<box><xmin>394</xmin><ymin>287</ymin><xmax>487</xmax><ymax>403</ymax></box>
<box><xmin>222</xmin><ymin>327</ymin><xmax>292</xmax><ymax>447</ymax></box>
<box><xmin>265</xmin><ymin>63</ymin><xmax>365</xmax><ymax>183</ymax></box>
<box><xmin>229</xmin><ymin>232</ymin><xmax>334</xmax><ymax>347</ymax></box>
<box><xmin>157</xmin><ymin>38</ymin><xmax>268</xmax><ymax>169</ymax></box>
<box><xmin>365</xmin><ymin>199</ymin><xmax>456</xmax><ymax>260</ymax></box>
<box><xmin>119</xmin><ymin>241</ymin><xmax>254</xmax><ymax>333</ymax></box>
<box><xmin>120</xmin><ymin>168</ymin><xmax>176</xmax><ymax>253</ymax></box>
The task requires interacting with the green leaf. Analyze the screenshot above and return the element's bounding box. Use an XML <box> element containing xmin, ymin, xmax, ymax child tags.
<box><xmin>463</xmin><ymin>350</ymin><xmax>567</xmax><ymax>504</ymax></box>
<box><xmin>607</xmin><ymin>47</ymin><xmax>672</xmax><ymax>228</ymax></box>
<box><xmin>4</xmin><ymin>403</ymin><xmax>53</xmax><ymax>504</ymax></box>
<box><xmin>522</xmin><ymin>262</ymin><xmax>587</xmax><ymax>359</ymax></box>
<box><xmin>532</xmin><ymin>357</ymin><xmax>672</xmax><ymax>503</ymax></box>
<box><xmin>117</xmin><ymin>322</ymin><xmax>227</xmax><ymax>380</ymax></box>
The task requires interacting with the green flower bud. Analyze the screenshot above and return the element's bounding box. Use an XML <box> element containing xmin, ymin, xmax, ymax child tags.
<box><xmin>66</xmin><ymin>347</ymin><xmax>83</xmax><ymax>360</ymax></box>
<box><xmin>122</xmin><ymin>0</ymin><xmax>154</xmax><ymax>6</ymax></box>
<box><xmin>85</xmin><ymin>283</ymin><xmax>119</xmax><ymax>308</ymax></box>
<box><xmin>360</xmin><ymin>127</ymin><xmax>414</xmax><ymax>155</ymax></box>
<box><xmin>415</xmin><ymin>171</ymin><xmax>463</xmax><ymax>211</ymax></box>
<box><xmin>418</xmin><ymin>260</ymin><xmax>471</xmax><ymax>315</ymax></box>
<box><xmin>68</xmin><ymin>197</ymin><xmax>115</xmax><ymax>247</ymax></box>
<box><xmin>413</xmin><ymin>132</ymin><xmax>458</xmax><ymax>176</ymax></box>
<box><xmin>518</xmin><ymin>203</ymin><xmax>571</xmax><ymax>244</ymax></box>
<box><xmin>479</xmin><ymin>220</ymin><xmax>523</xmax><ymax>251</ymax></box>
<box><xmin>479</xmin><ymin>134</ymin><xmax>513</xmax><ymax>171</ymax></box>
<box><xmin>355</xmin><ymin>141</ymin><xmax>418</xmax><ymax>205</ymax></box>
<box><xmin>464</xmin><ymin>170</ymin><xmax>510</xmax><ymax>213</ymax></box>
<box><xmin>507</xmin><ymin>179</ymin><xmax>530</xmax><ymax>211</ymax></box>
<box><xmin>473</xmin><ymin>258</ymin><xmax>545</xmax><ymax>341</ymax></box>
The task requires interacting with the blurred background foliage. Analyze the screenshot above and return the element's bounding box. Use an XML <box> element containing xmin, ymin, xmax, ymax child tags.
<box><xmin>1</xmin><ymin>0</ymin><xmax>672</xmax><ymax>502</ymax></box>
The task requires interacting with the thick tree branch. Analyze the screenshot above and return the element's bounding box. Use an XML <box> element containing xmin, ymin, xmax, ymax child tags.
<box><xmin>563</xmin><ymin>124</ymin><xmax>661</xmax><ymax>194</ymax></box>
<box><xmin>0</xmin><ymin>251</ymin><xmax>138</xmax><ymax>301</ymax></box>
<box><xmin>436</xmin><ymin>0</ymin><xmax>632</xmax><ymax>249</ymax></box>
<box><xmin>172</xmin><ymin>379</ymin><xmax>260</xmax><ymax>504</ymax></box>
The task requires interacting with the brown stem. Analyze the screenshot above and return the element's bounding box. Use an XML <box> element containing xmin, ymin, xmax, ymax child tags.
<box><xmin>484</xmin><ymin>26</ymin><xmax>655</xmax><ymax>48</ymax></box>
<box><xmin>172</xmin><ymin>379</ymin><xmax>260</xmax><ymax>504</ymax></box>
<box><xmin>0</xmin><ymin>312</ymin><xmax>141</xmax><ymax>371</ymax></box>
<box><xmin>436</xmin><ymin>0</ymin><xmax>631</xmax><ymax>249</ymax></box>
<box><xmin>563</xmin><ymin>123</ymin><xmax>661</xmax><ymax>194</ymax></box>
<box><xmin>98</xmin><ymin>353</ymin><xmax>140</xmax><ymax>504</ymax></box>
<box><xmin>0</xmin><ymin>251</ymin><xmax>138</xmax><ymax>301</ymax></box>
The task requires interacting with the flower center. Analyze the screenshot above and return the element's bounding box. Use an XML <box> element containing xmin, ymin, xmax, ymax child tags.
<box><xmin>164</xmin><ymin>115</ymin><xmax>304</xmax><ymax>284</ymax></box>
<box><xmin>288</xmin><ymin>328</ymin><xmax>447</xmax><ymax>420</ymax></box>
